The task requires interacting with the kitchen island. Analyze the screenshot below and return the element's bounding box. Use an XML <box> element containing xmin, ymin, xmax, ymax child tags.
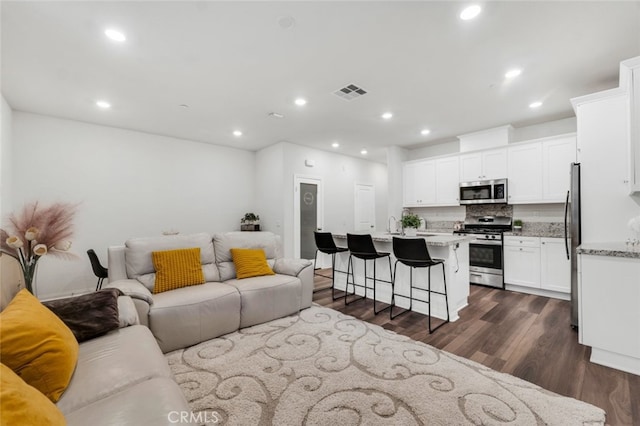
<box><xmin>330</xmin><ymin>232</ymin><xmax>472</xmax><ymax>322</ymax></box>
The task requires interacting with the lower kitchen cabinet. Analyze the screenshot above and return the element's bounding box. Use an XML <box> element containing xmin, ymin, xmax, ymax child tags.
<box><xmin>540</xmin><ymin>238</ymin><xmax>571</xmax><ymax>293</ymax></box>
<box><xmin>504</xmin><ymin>236</ymin><xmax>570</xmax><ymax>297</ymax></box>
<box><xmin>579</xmin><ymin>252</ymin><xmax>640</xmax><ymax>375</ymax></box>
<box><xmin>504</xmin><ymin>236</ymin><xmax>541</xmax><ymax>288</ymax></box>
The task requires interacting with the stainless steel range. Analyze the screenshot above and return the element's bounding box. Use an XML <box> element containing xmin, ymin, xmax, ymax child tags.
<box><xmin>453</xmin><ymin>216</ymin><xmax>512</xmax><ymax>289</ymax></box>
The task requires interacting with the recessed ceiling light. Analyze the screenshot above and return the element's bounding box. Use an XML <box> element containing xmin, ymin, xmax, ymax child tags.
<box><xmin>294</xmin><ymin>98</ymin><xmax>307</xmax><ymax>106</ymax></box>
<box><xmin>233</xmin><ymin>130</ymin><xmax>243</xmax><ymax>137</ymax></box>
<box><xmin>381</xmin><ymin>112</ymin><xmax>393</xmax><ymax>120</ymax></box>
<box><xmin>529</xmin><ymin>101</ymin><xmax>543</xmax><ymax>108</ymax></box>
<box><xmin>505</xmin><ymin>69</ymin><xmax>522</xmax><ymax>79</ymax></box>
<box><xmin>332</xmin><ymin>142</ymin><xmax>340</xmax><ymax>148</ymax></box>
<box><xmin>96</xmin><ymin>100</ymin><xmax>111</xmax><ymax>109</ymax></box>
<box><xmin>460</xmin><ymin>5</ymin><xmax>481</xmax><ymax>20</ymax></box>
<box><xmin>104</xmin><ymin>28</ymin><xmax>126</xmax><ymax>42</ymax></box>
<box><xmin>421</xmin><ymin>129</ymin><xmax>431</xmax><ymax>136</ymax></box>
<box><xmin>360</xmin><ymin>149</ymin><xmax>368</xmax><ymax>155</ymax></box>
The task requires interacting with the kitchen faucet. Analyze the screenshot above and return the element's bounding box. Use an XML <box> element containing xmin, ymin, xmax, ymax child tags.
<box><xmin>387</xmin><ymin>216</ymin><xmax>398</xmax><ymax>234</ymax></box>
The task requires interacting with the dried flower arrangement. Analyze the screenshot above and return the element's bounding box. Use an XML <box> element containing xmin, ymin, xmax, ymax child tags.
<box><xmin>1</xmin><ymin>202</ymin><xmax>77</xmax><ymax>294</ymax></box>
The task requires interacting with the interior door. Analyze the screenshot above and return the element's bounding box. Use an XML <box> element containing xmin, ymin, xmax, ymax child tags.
<box><xmin>354</xmin><ymin>183</ymin><xmax>375</xmax><ymax>232</ymax></box>
<box><xmin>299</xmin><ymin>183</ymin><xmax>318</xmax><ymax>259</ymax></box>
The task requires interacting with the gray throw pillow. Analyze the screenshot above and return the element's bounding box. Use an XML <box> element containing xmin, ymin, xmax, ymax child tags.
<box><xmin>43</xmin><ymin>288</ymin><xmax>122</xmax><ymax>342</ymax></box>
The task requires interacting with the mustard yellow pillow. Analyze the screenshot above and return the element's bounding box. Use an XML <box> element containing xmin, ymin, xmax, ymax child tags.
<box><xmin>230</xmin><ymin>248</ymin><xmax>275</xmax><ymax>279</ymax></box>
<box><xmin>0</xmin><ymin>289</ymin><xmax>79</xmax><ymax>402</ymax></box>
<box><xmin>152</xmin><ymin>247</ymin><xmax>205</xmax><ymax>293</ymax></box>
<box><xmin>0</xmin><ymin>363</ymin><xmax>66</xmax><ymax>425</ymax></box>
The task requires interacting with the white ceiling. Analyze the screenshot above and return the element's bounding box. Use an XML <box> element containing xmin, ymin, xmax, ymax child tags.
<box><xmin>2</xmin><ymin>1</ymin><xmax>639</xmax><ymax>163</ymax></box>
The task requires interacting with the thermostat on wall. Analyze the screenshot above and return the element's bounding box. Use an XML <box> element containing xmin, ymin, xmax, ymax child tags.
<box><xmin>305</xmin><ymin>159</ymin><xmax>315</xmax><ymax>167</ymax></box>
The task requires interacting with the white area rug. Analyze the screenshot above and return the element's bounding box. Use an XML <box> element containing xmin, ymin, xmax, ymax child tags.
<box><xmin>166</xmin><ymin>306</ymin><xmax>605</xmax><ymax>425</ymax></box>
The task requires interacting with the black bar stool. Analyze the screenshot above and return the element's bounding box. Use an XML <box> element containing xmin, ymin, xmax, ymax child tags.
<box><xmin>87</xmin><ymin>249</ymin><xmax>108</xmax><ymax>291</ymax></box>
<box><xmin>390</xmin><ymin>237</ymin><xmax>449</xmax><ymax>333</ymax></box>
<box><xmin>345</xmin><ymin>233</ymin><xmax>393</xmax><ymax>315</ymax></box>
<box><xmin>313</xmin><ymin>232</ymin><xmax>349</xmax><ymax>299</ymax></box>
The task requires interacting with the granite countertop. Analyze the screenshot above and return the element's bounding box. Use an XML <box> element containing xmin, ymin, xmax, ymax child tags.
<box><xmin>333</xmin><ymin>232</ymin><xmax>472</xmax><ymax>247</ymax></box>
<box><xmin>577</xmin><ymin>242</ymin><xmax>640</xmax><ymax>259</ymax></box>
<box><xmin>503</xmin><ymin>222</ymin><xmax>565</xmax><ymax>238</ymax></box>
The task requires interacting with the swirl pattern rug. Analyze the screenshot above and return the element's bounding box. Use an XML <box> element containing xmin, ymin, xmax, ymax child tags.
<box><xmin>166</xmin><ymin>306</ymin><xmax>605</xmax><ymax>425</ymax></box>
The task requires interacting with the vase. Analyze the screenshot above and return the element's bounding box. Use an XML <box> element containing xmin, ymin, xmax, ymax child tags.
<box><xmin>21</xmin><ymin>260</ymin><xmax>39</xmax><ymax>294</ymax></box>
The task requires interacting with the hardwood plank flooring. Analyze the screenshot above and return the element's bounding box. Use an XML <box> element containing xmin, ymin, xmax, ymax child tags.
<box><xmin>312</xmin><ymin>270</ymin><xmax>639</xmax><ymax>425</ymax></box>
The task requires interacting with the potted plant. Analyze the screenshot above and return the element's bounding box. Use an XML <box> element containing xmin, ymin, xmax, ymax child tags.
<box><xmin>401</xmin><ymin>213</ymin><xmax>421</xmax><ymax>237</ymax></box>
<box><xmin>241</xmin><ymin>213</ymin><xmax>260</xmax><ymax>231</ymax></box>
<box><xmin>513</xmin><ymin>219</ymin><xmax>523</xmax><ymax>231</ymax></box>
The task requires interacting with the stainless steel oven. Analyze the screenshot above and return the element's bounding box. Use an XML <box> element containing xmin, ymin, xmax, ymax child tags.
<box><xmin>454</xmin><ymin>216</ymin><xmax>511</xmax><ymax>289</ymax></box>
<box><xmin>468</xmin><ymin>236</ymin><xmax>503</xmax><ymax>288</ymax></box>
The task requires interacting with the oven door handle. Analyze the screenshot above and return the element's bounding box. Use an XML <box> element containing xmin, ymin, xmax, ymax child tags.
<box><xmin>470</xmin><ymin>239</ymin><xmax>502</xmax><ymax>246</ymax></box>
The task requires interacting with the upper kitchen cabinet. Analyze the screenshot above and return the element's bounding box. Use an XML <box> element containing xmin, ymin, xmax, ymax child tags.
<box><xmin>403</xmin><ymin>160</ymin><xmax>436</xmax><ymax>207</ymax></box>
<box><xmin>459</xmin><ymin>148</ymin><xmax>507</xmax><ymax>182</ymax></box>
<box><xmin>403</xmin><ymin>156</ymin><xmax>459</xmax><ymax>207</ymax></box>
<box><xmin>625</xmin><ymin>57</ymin><xmax>640</xmax><ymax>194</ymax></box>
<box><xmin>508</xmin><ymin>134</ymin><xmax>576</xmax><ymax>204</ymax></box>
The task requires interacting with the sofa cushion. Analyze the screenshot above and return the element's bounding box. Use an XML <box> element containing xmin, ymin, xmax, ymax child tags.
<box><xmin>231</xmin><ymin>248</ymin><xmax>275</xmax><ymax>279</ymax></box>
<box><xmin>56</xmin><ymin>325</ymin><xmax>172</xmax><ymax>414</ymax></box>
<box><xmin>64</xmin><ymin>378</ymin><xmax>191</xmax><ymax>426</ymax></box>
<box><xmin>0</xmin><ymin>363</ymin><xmax>66</xmax><ymax>425</ymax></box>
<box><xmin>43</xmin><ymin>288</ymin><xmax>122</xmax><ymax>342</ymax></box>
<box><xmin>152</xmin><ymin>247</ymin><xmax>205</xmax><ymax>293</ymax></box>
<box><xmin>214</xmin><ymin>231</ymin><xmax>282</xmax><ymax>281</ymax></box>
<box><xmin>149</xmin><ymin>282</ymin><xmax>241</xmax><ymax>353</ymax></box>
<box><xmin>225</xmin><ymin>274</ymin><xmax>302</xmax><ymax>328</ymax></box>
<box><xmin>125</xmin><ymin>233</ymin><xmax>220</xmax><ymax>290</ymax></box>
<box><xmin>0</xmin><ymin>289</ymin><xmax>79</xmax><ymax>402</ymax></box>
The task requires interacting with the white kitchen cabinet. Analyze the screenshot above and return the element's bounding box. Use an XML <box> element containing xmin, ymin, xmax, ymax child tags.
<box><xmin>507</xmin><ymin>143</ymin><xmax>543</xmax><ymax>203</ymax></box>
<box><xmin>627</xmin><ymin>58</ymin><xmax>640</xmax><ymax>194</ymax></box>
<box><xmin>403</xmin><ymin>156</ymin><xmax>459</xmax><ymax>207</ymax></box>
<box><xmin>540</xmin><ymin>238</ymin><xmax>570</xmax><ymax>293</ymax></box>
<box><xmin>542</xmin><ymin>135</ymin><xmax>577</xmax><ymax>202</ymax></box>
<box><xmin>435</xmin><ymin>156</ymin><xmax>460</xmax><ymax>205</ymax></box>
<box><xmin>503</xmin><ymin>236</ymin><xmax>541</xmax><ymax>288</ymax></box>
<box><xmin>579</xmin><ymin>252</ymin><xmax>640</xmax><ymax>375</ymax></box>
<box><xmin>459</xmin><ymin>148</ymin><xmax>507</xmax><ymax>182</ymax></box>
<box><xmin>403</xmin><ymin>160</ymin><xmax>436</xmax><ymax>206</ymax></box>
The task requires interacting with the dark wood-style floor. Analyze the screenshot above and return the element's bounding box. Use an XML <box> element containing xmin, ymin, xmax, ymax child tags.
<box><xmin>312</xmin><ymin>271</ymin><xmax>640</xmax><ymax>426</ymax></box>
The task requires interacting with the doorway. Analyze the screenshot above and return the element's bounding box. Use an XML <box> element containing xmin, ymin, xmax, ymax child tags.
<box><xmin>294</xmin><ymin>175</ymin><xmax>323</xmax><ymax>260</ymax></box>
<box><xmin>354</xmin><ymin>183</ymin><xmax>376</xmax><ymax>232</ymax></box>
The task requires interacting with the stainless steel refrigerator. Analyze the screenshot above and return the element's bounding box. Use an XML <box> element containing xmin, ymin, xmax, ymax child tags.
<box><xmin>564</xmin><ymin>163</ymin><xmax>581</xmax><ymax>329</ymax></box>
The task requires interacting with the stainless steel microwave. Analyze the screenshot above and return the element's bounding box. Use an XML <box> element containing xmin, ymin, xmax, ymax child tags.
<box><xmin>459</xmin><ymin>179</ymin><xmax>508</xmax><ymax>204</ymax></box>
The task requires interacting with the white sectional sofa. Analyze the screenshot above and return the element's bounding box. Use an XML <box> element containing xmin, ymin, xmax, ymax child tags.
<box><xmin>105</xmin><ymin>231</ymin><xmax>313</xmax><ymax>353</ymax></box>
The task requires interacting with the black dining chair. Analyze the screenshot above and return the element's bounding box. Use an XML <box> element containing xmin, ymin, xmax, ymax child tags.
<box><xmin>87</xmin><ymin>249</ymin><xmax>108</xmax><ymax>291</ymax></box>
<box><xmin>313</xmin><ymin>232</ymin><xmax>349</xmax><ymax>299</ymax></box>
<box><xmin>390</xmin><ymin>237</ymin><xmax>449</xmax><ymax>333</ymax></box>
<box><xmin>345</xmin><ymin>233</ymin><xmax>393</xmax><ymax>315</ymax></box>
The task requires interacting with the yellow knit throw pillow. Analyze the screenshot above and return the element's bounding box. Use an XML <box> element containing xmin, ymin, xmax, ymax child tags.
<box><xmin>230</xmin><ymin>248</ymin><xmax>275</xmax><ymax>279</ymax></box>
<box><xmin>0</xmin><ymin>363</ymin><xmax>66</xmax><ymax>425</ymax></box>
<box><xmin>152</xmin><ymin>247</ymin><xmax>205</xmax><ymax>293</ymax></box>
<box><xmin>0</xmin><ymin>289</ymin><xmax>79</xmax><ymax>402</ymax></box>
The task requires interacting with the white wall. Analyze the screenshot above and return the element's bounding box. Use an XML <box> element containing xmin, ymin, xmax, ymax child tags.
<box><xmin>386</xmin><ymin>146</ymin><xmax>408</xmax><ymax>220</ymax></box>
<box><xmin>255</xmin><ymin>142</ymin><xmax>285</xmax><ymax>238</ymax></box>
<box><xmin>1</xmin><ymin>95</ymin><xmax>12</xmax><ymax>217</ymax></box>
<box><xmin>256</xmin><ymin>142</ymin><xmax>388</xmax><ymax>258</ymax></box>
<box><xmin>12</xmin><ymin>112</ymin><xmax>256</xmax><ymax>298</ymax></box>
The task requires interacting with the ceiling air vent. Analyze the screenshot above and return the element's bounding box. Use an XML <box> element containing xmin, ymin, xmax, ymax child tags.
<box><xmin>333</xmin><ymin>84</ymin><xmax>367</xmax><ymax>101</ymax></box>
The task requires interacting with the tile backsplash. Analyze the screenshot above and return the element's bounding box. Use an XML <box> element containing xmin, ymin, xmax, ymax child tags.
<box><xmin>466</xmin><ymin>204</ymin><xmax>513</xmax><ymax>218</ymax></box>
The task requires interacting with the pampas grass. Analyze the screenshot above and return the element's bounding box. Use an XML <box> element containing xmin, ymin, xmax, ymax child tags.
<box><xmin>1</xmin><ymin>201</ymin><xmax>77</xmax><ymax>293</ymax></box>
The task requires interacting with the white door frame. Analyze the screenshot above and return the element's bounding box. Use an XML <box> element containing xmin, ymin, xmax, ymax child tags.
<box><xmin>294</xmin><ymin>175</ymin><xmax>324</xmax><ymax>259</ymax></box>
<box><xmin>354</xmin><ymin>182</ymin><xmax>376</xmax><ymax>232</ymax></box>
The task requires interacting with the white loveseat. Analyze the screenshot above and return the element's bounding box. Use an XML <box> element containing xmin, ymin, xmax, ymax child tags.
<box><xmin>105</xmin><ymin>231</ymin><xmax>313</xmax><ymax>353</ymax></box>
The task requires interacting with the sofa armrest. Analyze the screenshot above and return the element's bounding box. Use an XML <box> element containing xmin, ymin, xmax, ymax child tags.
<box><xmin>117</xmin><ymin>296</ymin><xmax>140</xmax><ymax>328</ymax></box>
<box><xmin>273</xmin><ymin>258</ymin><xmax>312</xmax><ymax>277</ymax></box>
<box><xmin>103</xmin><ymin>279</ymin><xmax>154</xmax><ymax>305</ymax></box>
